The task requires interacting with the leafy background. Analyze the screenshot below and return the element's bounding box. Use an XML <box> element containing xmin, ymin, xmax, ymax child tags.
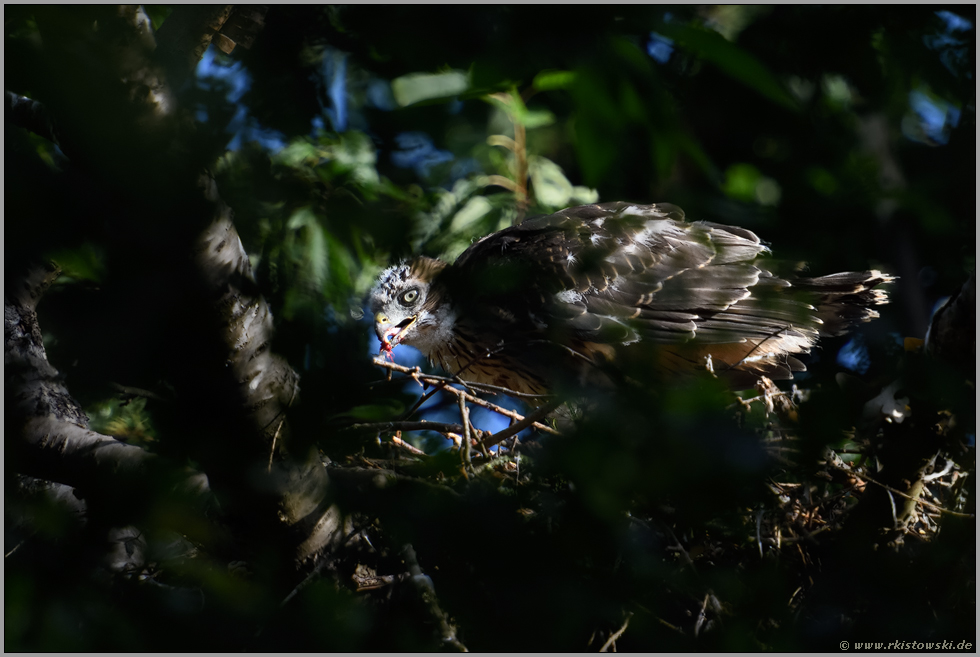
<box><xmin>5</xmin><ymin>5</ymin><xmax>975</xmax><ymax>651</ymax></box>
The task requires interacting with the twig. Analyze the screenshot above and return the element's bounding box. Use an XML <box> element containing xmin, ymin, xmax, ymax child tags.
<box><xmin>402</xmin><ymin>544</ymin><xmax>468</xmax><ymax>652</ymax></box>
<box><xmin>279</xmin><ymin>560</ymin><xmax>328</xmax><ymax>609</ymax></box>
<box><xmin>756</xmin><ymin>509</ymin><xmax>765</xmax><ymax>559</ymax></box>
<box><xmin>372</xmin><ymin>357</ymin><xmax>551</xmax><ymax>400</ymax></box>
<box><xmin>720</xmin><ymin>326</ymin><xmax>794</xmax><ymax>376</ymax></box>
<box><xmin>825</xmin><ymin>452</ymin><xmax>975</xmax><ymax>519</ymax></box>
<box><xmin>458</xmin><ymin>395</ymin><xmax>472</xmax><ymax>467</ymax></box>
<box><xmin>344</xmin><ymin>421</ymin><xmax>465</xmax><ymax>436</ymax></box>
<box><xmin>730</xmin><ymin>390</ymin><xmax>794</xmax><ymax>411</ymax></box>
<box><xmin>400</xmin><ymin>378</ymin><xmax>451</xmax><ymax>422</ymax></box>
<box><xmin>480</xmin><ymin>400</ymin><xmax>560</xmax><ymax>449</ymax></box>
<box><xmin>923</xmin><ymin>459</ymin><xmax>955</xmax><ymax>482</ymax></box>
<box><xmin>599</xmin><ymin>611</ymin><xmax>633</xmax><ymax>652</ymax></box>
<box><xmin>371</xmin><ymin>358</ymin><xmax>559</xmax><ymax>439</ymax></box>
<box><xmin>694</xmin><ymin>594</ymin><xmax>710</xmax><ymax>638</ymax></box>
<box><xmin>662</xmin><ymin>523</ymin><xmax>696</xmax><ymax>572</ymax></box>
<box><xmin>5</xmin><ymin>539</ymin><xmax>26</xmax><ymax>559</ymax></box>
<box><xmin>437</xmin><ymin>383</ymin><xmax>558</xmax><ymax>436</ymax></box>
<box><xmin>455</xmin><ymin>388</ymin><xmax>559</xmax><ymax>436</ymax></box>
<box><xmin>391</xmin><ymin>435</ymin><xmax>426</xmax><ymax>456</ymax></box>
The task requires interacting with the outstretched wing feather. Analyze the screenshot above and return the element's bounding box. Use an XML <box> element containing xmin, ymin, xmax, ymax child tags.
<box><xmin>451</xmin><ymin>202</ymin><xmax>776</xmax><ymax>344</ymax></box>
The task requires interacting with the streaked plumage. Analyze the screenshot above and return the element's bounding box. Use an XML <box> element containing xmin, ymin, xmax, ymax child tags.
<box><xmin>370</xmin><ymin>202</ymin><xmax>893</xmax><ymax>393</ymax></box>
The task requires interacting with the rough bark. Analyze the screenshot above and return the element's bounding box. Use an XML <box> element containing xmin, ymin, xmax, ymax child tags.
<box><xmin>4</xmin><ymin>262</ymin><xmax>211</xmax><ymax>515</ymax></box>
<box><xmin>7</xmin><ymin>5</ymin><xmax>339</xmax><ymax>569</ymax></box>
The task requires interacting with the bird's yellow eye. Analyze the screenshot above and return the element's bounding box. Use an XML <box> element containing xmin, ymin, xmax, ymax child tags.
<box><xmin>399</xmin><ymin>288</ymin><xmax>420</xmax><ymax>306</ymax></box>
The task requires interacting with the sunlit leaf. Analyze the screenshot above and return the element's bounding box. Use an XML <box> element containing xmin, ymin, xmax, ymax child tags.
<box><xmin>286</xmin><ymin>206</ymin><xmax>328</xmax><ymax>289</ymax></box>
<box><xmin>276</xmin><ymin>140</ymin><xmax>320</xmax><ymax>168</ymax></box>
<box><xmin>529</xmin><ymin>156</ymin><xmax>574</xmax><ymax>209</ymax></box>
<box><xmin>448</xmin><ymin>195</ymin><xmax>493</xmax><ymax>234</ymax></box>
<box><xmin>391</xmin><ymin>70</ymin><xmax>470</xmax><ymax>107</ymax></box>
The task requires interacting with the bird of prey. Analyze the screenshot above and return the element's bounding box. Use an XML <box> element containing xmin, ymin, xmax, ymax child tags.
<box><xmin>370</xmin><ymin>202</ymin><xmax>893</xmax><ymax>394</ymax></box>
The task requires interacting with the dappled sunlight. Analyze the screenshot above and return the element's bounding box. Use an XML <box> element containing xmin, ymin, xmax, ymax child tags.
<box><xmin>6</xmin><ymin>5</ymin><xmax>973</xmax><ymax>652</ymax></box>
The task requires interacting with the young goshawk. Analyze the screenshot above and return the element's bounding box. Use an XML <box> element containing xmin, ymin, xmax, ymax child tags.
<box><xmin>370</xmin><ymin>202</ymin><xmax>893</xmax><ymax>394</ymax></box>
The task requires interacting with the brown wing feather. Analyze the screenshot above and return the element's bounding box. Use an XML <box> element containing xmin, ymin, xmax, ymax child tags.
<box><xmin>438</xmin><ymin>202</ymin><xmax>891</xmax><ymax>385</ymax></box>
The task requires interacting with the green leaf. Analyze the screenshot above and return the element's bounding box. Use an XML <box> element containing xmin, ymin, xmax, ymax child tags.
<box><xmin>529</xmin><ymin>156</ymin><xmax>598</xmax><ymax>209</ymax></box>
<box><xmin>304</xmin><ymin>131</ymin><xmax>382</xmax><ymax>191</ymax></box>
<box><xmin>485</xmin><ymin>88</ymin><xmax>554</xmax><ymax>128</ymax></box>
<box><xmin>529</xmin><ymin>156</ymin><xmax>573</xmax><ymax>208</ymax></box>
<box><xmin>391</xmin><ymin>70</ymin><xmax>470</xmax><ymax>107</ymax></box>
<box><xmin>143</xmin><ymin>5</ymin><xmax>173</xmax><ymax>31</ymax></box>
<box><xmin>47</xmin><ymin>243</ymin><xmax>106</xmax><ymax>283</ymax></box>
<box><xmin>722</xmin><ymin>163</ymin><xmax>762</xmax><ymax>202</ymax></box>
<box><xmin>533</xmin><ymin>70</ymin><xmax>577</xmax><ymax>91</ymax></box>
<box><xmin>723</xmin><ymin>163</ymin><xmax>781</xmax><ymax>206</ymax></box>
<box><xmin>522</xmin><ymin>108</ymin><xmax>556</xmax><ymax>129</ymax></box>
<box><xmin>448</xmin><ymin>195</ymin><xmax>493</xmax><ymax>234</ymax></box>
<box><xmin>286</xmin><ymin>207</ymin><xmax>328</xmax><ymax>289</ymax></box>
<box><xmin>275</xmin><ymin>140</ymin><xmax>320</xmax><ymax>168</ymax></box>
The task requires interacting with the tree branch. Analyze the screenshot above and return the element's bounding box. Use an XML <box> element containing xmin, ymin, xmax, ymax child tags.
<box><xmin>5</xmin><ymin>91</ymin><xmax>60</xmax><ymax>145</ymax></box>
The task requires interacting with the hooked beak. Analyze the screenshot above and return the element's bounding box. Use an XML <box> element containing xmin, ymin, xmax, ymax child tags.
<box><xmin>375</xmin><ymin>313</ymin><xmax>418</xmax><ymax>353</ymax></box>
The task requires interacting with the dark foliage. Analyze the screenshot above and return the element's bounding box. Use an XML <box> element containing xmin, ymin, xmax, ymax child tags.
<box><xmin>5</xmin><ymin>5</ymin><xmax>975</xmax><ymax>652</ymax></box>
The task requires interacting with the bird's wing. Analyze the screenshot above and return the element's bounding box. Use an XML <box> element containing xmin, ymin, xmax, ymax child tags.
<box><xmin>451</xmin><ymin>202</ymin><xmax>810</xmax><ymax>346</ymax></box>
<box><xmin>444</xmin><ymin>202</ymin><xmax>891</xmax><ymax>385</ymax></box>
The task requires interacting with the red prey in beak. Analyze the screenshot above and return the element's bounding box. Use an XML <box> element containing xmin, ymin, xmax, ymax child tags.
<box><xmin>375</xmin><ymin>313</ymin><xmax>418</xmax><ymax>360</ymax></box>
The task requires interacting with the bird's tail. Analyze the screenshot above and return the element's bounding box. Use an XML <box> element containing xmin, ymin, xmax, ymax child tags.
<box><xmin>791</xmin><ymin>270</ymin><xmax>895</xmax><ymax>337</ymax></box>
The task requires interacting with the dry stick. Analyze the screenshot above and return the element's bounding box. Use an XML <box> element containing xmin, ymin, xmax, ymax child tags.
<box><xmin>371</xmin><ymin>357</ymin><xmax>557</xmax><ymax>436</ymax></box>
<box><xmin>756</xmin><ymin>509</ymin><xmax>765</xmax><ymax>559</ymax></box>
<box><xmin>372</xmin><ymin>357</ymin><xmax>551</xmax><ymax>400</ymax></box>
<box><xmin>391</xmin><ymin>435</ymin><xmax>426</xmax><ymax>456</ymax></box>
<box><xmin>402</xmin><ymin>379</ymin><xmax>451</xmax><ymax>422</ymax></box>
<box><xmin>346</xmin><ymin>421</ymin><xmax>466</xmax><ymax>435</ymax></box>
<box><xmin>719</xmin><ymin>325</ymin><xmax>794</xmax><ymax>376</ymax></box>
<box><xmin>375</xmin><ymin>369</ymin><xmax>549</xmax><ymax>401</ymax></box>
<box><xmin>826</xmin><ymin>453</ymin><xmax>974</xmax><ymax>519</ymax></box>
<box><xmin>693</xmin><ymin>595</ymin><xmax>710</xmax><ymax>638</ymax></box>
<box><xmin>599</xmin><ymin>612</ymin><xmax>633</xmax><ymax>653</ymax></box>
<box><xmin>6</xmin><ymin>539</ymin><xmax>28</xmax><ymax>559</ymax></box>
<box><xmin>456</xmin><ymin>388</ymin><xmax>559</xmax><ymax>436</ymax></box>
<box><xmin>449</xmin><ymin>372</ymin><xmax>478</xmax><ymax>396</ymax></box>
<box><xmin>455</xmin><ymin>378</ymin><xmax>551</xmax><ymax>400</ymax></box>
<box><xmin>389</xmin><ymin>343</ymin><xmax>515</xmax><ymax>422</ymax></box>
<box><xmin>480</xmin><ymin>400</ymin><xmax>561</xmax><ymax>449</ymax></box>
<box><xmin>458</xmin><ymin>395</ymin><xmax>472</xmax><ymax>468</ymax></box>
<box><xmin>729</xmin><ymin>390</ymin><xmax>795</xmax><ymax>411</ymax></box>
<box><xmin>662</xmin><ymin>523</ymin><xmax>697</xmax><ymax>572</ymax></box>
<box><xmin>437</xmin><ymin>382</ymin><xmax>557</xmax><ymax>436</ymax></box>
<box><xmin>370</xmin><ymin>357</ymin><xmax>560</xmax><ymax>462</ymax></box>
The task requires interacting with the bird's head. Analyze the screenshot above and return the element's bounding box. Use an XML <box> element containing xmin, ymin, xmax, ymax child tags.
<box><xmin>369</xmin><ymin>257</ymin><xmax>453</xmax><ymax>359</ymax></box>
